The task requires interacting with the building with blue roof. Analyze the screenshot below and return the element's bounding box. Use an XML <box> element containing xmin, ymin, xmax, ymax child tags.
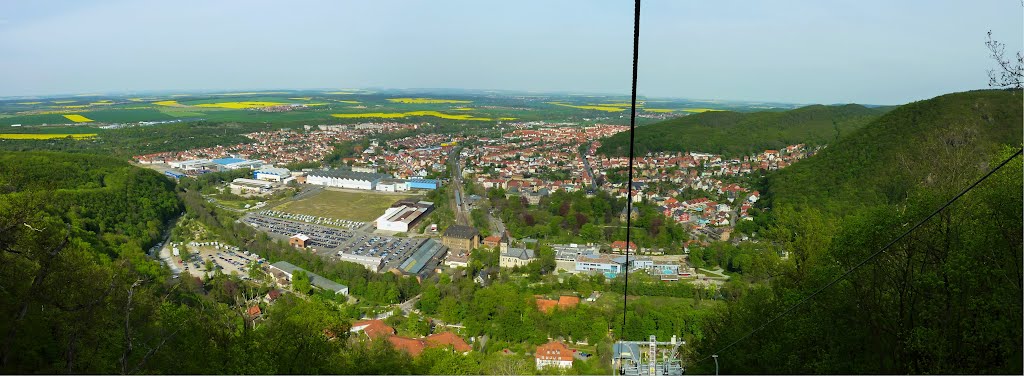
<box><xmin>407</xmin><ymin>179</ymin><xmax>439</xmax><ymax>190</ymax></box>
<box><xmin>211</xmin><ymin>157</ymin><xmax>264</xmax><ymax>171</ymax></box>
<box><xmin>164</xmin><ymin>171</ymin><xmax>186</xmax><ymax>180</ymax></box>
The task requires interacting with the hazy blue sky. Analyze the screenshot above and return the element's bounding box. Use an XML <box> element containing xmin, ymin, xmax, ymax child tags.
<box><xmin>0</xmin><ymin>0</ymin><xmax>1021</xmax><ymax>104</ymax></box>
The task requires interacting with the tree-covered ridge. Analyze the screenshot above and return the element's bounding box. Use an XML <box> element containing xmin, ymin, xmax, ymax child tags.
<box><xmin>597</xmin><ymin>103</ymin><xmax>888</xmax><ymax>157</ymax></box>
<box><xmin>691</xmin><ymin>90</ymin><xmax>1024</xmax><ymax>374</ymax></box>
<box><xmin>765</xmin><ymin>89</ymin><xmax>1023</xmax><ymax>214</ymax></box>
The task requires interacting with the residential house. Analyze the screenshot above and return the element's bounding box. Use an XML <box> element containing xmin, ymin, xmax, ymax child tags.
<box><xmin>535</xmin><ymin>341</ymin><xmax>574</xmax><ymax>370</ymax></box>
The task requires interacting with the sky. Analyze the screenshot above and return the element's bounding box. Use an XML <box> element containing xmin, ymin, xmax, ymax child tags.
<box><xmin>0</xmin><ymin>0</ymin><xmax>1021</xmax><ymax>105</ymax></box>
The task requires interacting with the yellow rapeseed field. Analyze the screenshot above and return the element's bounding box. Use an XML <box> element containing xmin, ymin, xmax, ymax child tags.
<box><xmin>63</xmin><ymin>114</ymin><xmax>94</xmax><ymax>123</ymax></box>
<box><xmin>289</xmin><ymin>97</ymin><xmax>313</xmax><ymax>101</ymax></box>
<box><xmin>387</xmin><ymin>98</ymin><xmax>472</xmax><ymax>104</ymax></box>
<box><xmin>591</xmin><ymin>102</ymin><xmax>645</xmax><ymax>107</ymax></box>
<box><xmin>332</xmin><ymin>111</ymin><xmax>492</xmax><ymax>121</ymax></box>
<box><xmin>682</xmin><ymin>108</ymin><xmax>724</xmax><ymax>113</ymax></box>
<box><xmin>153</xmin><ymin>100</ymin><xmax>182</xmax><ymax>106</ymax></box>
<box><xmin>212</xmin><ymin>92</ymin><xmax>290</xmax><ymax>96</ymax></box>
<box><xmin>0</xmin><ymin>133</ymin><xmax>97</xmax><ymax>140</ymax></box>
<box><xmin>498</xmin><ymin>117</ymin><xmax>517</xmax><ymax>121</ymax></box>
<box><xmin>195</xmin><ymin>101</ymin><xmax>286</xmax><ymax>109</ymax></box>
<box><xmin>16</xmin><ymin>102</ymin><xmax>43</xmax><ymax>105</ymax></box>
<box><xmin>451</xmin><ymin>107</ymin><xmax>475</xmax><ymax>111</ymax></box>
<box><xmin>331</xmin><ymin>113</ymin><xmax>408</xmax><ymax>119</ymax></box>
<box><xmin>53</xmin><ymin>100</ymin><xmax>76</xmax><ymax>104</ymax></box>
<box><xmin>325</xmin><ymin>91</ymin><xmax>356</xmax><ymax>95</ymax></box>
<box><xmin>546</xmin><ymin>102</ymin><xmax>625</xmax><ymax>112</ymax></box>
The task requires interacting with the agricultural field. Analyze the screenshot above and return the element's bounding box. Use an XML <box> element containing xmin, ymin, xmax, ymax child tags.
<box><xmin>0</xmin><ymin>133</ymin><xmax>96</xmax><ymax>140</ymax></box>
<box><xmin>273</xmin><ymin>189</ymin><xmax>422</xmax><ymax>222</ymax></box>
<box><xmin>0</xmin><ymin>89</ymin><xmax>793</xmax><ymax>129</ymax></box>
<box><xmin>386</xmin><ymin>97</ymin><xmax>472</xmax><ymax>104</ymax></box>
<box><xmin>331</xmin><ymin>110</ymin><xmax>499</xmax><ymax>121</ymax></box>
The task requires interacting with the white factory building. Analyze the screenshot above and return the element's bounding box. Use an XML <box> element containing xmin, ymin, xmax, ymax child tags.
<box><xmin>254</xmin><ymin>167</ymin><xmax>291</xmax><ymax>182</ymax></box>
<box><xmin>305</xmin><ymin>169</ymin><xmax>392</xmax><ymax>190</ymax></box>
<box><xmin>375</xmin><ymin>179</ymin><xmax>411</xmax><ymax>192</ymax></box>
<box><xmin>335</xmin><ymin>252</ymin><xmax>384</xmax><ymax>272</ymax></box>
<box><xmin>374</xmin><ymin>201</ymin><xmax>433</xmax><ymax>232</ymax></box>
<box><xmin>229</xmin><ymin>178</ymin><xmax>273</xmax><ymax>195</ymax></box>
<box><xmin>169</xmin><ymin>159</ymin><xmax>216</xmax><ymax>171</ymax></box>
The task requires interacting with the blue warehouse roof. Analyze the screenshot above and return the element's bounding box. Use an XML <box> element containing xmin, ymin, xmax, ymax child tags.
<box><xmin>212</xmin><ymin>158</ymin><xmax>247</xmax><ymax>165</ymax></box>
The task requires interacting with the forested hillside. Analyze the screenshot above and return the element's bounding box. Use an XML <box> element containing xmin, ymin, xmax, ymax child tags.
<box><xmin>597</xmin><ymin>104</ymin><xmax>888</xmax><ymax>156</ymax></box>
<box><xmin>765</xmin><ymin>89</ymin><xmax>1023</xmax><ymax>214</ymax></box>
<box><xmin>0</xmin><ymin>152</ymin><xmax>419</xmax><ymax>374</ymax></box>
<box><xmin>690</xmin><ymin>90</ymin><xmax>1023</xmax><ymax>374</ymax></box>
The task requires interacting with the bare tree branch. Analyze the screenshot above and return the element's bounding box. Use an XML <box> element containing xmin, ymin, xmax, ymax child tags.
<box><xmin>986</xmin><ymin>30</ymin><xmax>1024</xmax><ymax>89</ymax></box>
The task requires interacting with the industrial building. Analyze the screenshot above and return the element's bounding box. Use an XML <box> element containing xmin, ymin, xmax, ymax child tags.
<box><xmin>212</xmin><ymin>157</ymin><xmax>265</xmax><ymax>170</ymax></box>
<box><xmin>396</xmin><ymin>238</ymin><xmax>446</xmax><ymax>280</ymax></box>
<box><xmin>230</xmin><ymin>178</ymin><xmax>274</xmax><ymax>195</ymax></box>
<box><xmin>268</xmin><ymin>261</ymin><xmax>349</xmax><ymax>295</ymax></box>
<box><xmin>375</xmin><ymin>179</ymin><xmax>410</xmax><ymax>192</ymax></box>
<box><xmin>169</xmin><ymin>159</ymin><xmax>216</xmax><ymax>171</ymax></box>
<box><xmin>553</xmin><ymin>243</ymin><xmax>600</xmax><ymax>273</ymax></box>
<box><xmin>575</xmin><ymin>253</ymin><xmax>627</xmax><ymax>276</ymax></box>
<box><xmin>407</xmin><ymin>179</ymin><xmax>439</xmax><ymax>190</ymax></box>
<box><xmin>336</xmin><ymin>252</ymin><xmax>385</xmax><ymax>272</ymax></box>
<box><xmin>306</xmin><ymin>169</ymin><xmax>392</xmax><ymax>190</ymax></box>
<box><xmin>254</xmin><ymin>167</ymin><xmax>291</xmax><ymax>182</ymax></box>
<box><xmin>164</xmin><ymin>171</ymin><xmax>186</xmax><ymax>180</ymax></box>
<box><xmin>374</xmin><ymin>201</ymin><xmax>434</xmax><ymax>232</ymax></box>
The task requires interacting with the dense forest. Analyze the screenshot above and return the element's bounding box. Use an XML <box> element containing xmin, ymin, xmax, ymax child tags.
<box><xmin>765</xmin><ymin>89</ymin><xmax>1023</xmax><ymax>214</ymax></box>
<box><xmin>689</xmin><ymin>90</ymin><xmax>1023</xmax><ymax>374</ymax></box>
<box><xmin>598</xmin><ymin>104</ymin><xmax>888</xmax><ymax>157</ymax></box>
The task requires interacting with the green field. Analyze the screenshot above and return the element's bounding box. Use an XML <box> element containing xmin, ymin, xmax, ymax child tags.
<box><xmin>274</xmin><ymin>189</ymin><xmax>421</xmax><ymax>222</ymax></box>
<box><xmin>0</xmin><ymin>90</ymin><xmax>786</xmax><ymax>129</ymax></box>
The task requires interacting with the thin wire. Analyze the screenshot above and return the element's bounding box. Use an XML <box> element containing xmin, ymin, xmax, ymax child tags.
<box><xmin>621</xmin><ymin>0</ymin><xmax>641</xmax><ymax>346</ymax></box>
<box><xmin>696</xmin><ymin>147</ymin><xmax>1024</xmax><ymax>365</ymax></box>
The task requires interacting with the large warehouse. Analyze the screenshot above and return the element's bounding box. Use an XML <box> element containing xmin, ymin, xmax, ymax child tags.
<box><xmin>374</xmin><ymin>201</ymin><xmax>434</xmax><ymax>232</ymax></box>
<box><xmin>306</xmin><ymin>169</ymin><xmax>392</xmax><ymax>190</ymax></box>
<box><xmin>212</xmin><ymin>158</ymin><xmax>265</xmax><ymax>170</ymax></box>
<box><xmin>254</xmin><ymin>167</ymin><xmax>291</xmax><ymax>182</ymax></box>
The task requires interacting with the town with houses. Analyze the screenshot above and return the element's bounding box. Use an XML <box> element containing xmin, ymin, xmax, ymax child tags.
<box><xmin>134</xmin><ymin>119</ymin><xmax>815</xmax><ymax>373</ymax></box>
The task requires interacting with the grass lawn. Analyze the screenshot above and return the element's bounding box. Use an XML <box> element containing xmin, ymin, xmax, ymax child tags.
<box><xmin>274</xmin><ymin>189</ymin><xmax>421</xmax><ymax>222</ymax></box>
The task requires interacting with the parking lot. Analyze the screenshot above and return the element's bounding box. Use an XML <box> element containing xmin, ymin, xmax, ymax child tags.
<box><xmin>258</xmin><ymin>209</ymin><xmax>366</xmax><ymax>230</ymax></box>
<box><xmin>334</xmin><ymin>234</ymin><xmax>425</xmax><ymax>270</ymax></box>
<box><xmin>172</xmin><ymin>241</ymin><xmax>263</xmax><ymax>279</ymax></box>
<box><xmin>242</xmin><ymin>212</ymin><xmax>447</xmax><ymax>274</ymax></box>
<box><xmin>242</xmin><ymin>213</ymin><xmax>355</xmax><ymax>250</ymax></box>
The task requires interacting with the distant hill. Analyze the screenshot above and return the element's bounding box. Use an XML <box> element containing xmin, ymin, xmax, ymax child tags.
<box><xmin>765</xmin><ymin>89</ymin><xmax>1023</xmax><ymax>214</ymax></box>
<box><xmin>597</xmin><ymin>104</ymin><xmax>889</xmax><ymax>156</ymax></box>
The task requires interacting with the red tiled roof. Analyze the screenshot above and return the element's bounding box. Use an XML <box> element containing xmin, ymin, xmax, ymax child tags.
<box><xmin>350</xmin><ymin>319</ymin><xmax>395</xmax><ymax>340</ymax></box>
<box><xmin>388</xmin><ymin>336</ymin><xmax>427</xmax><ymax>356</ymax></box>
<box><xmin>247</xmin><ymin>305</ymin><xmax>261</xmax><ymax>317</ymax></box>
<box><xmin>535</xmin><ymin>341</ymin><xmax>574</xmax><ymax>362</ymax></box>
<box><xmin>611</xmin><ymin>241</ymin><xmax>637</xmax><ymax>250</ymax></box>
<box><xmin>426</xmin><ymin>332</ymin><xmax>472</xmax><ymax>353</ymax></box>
